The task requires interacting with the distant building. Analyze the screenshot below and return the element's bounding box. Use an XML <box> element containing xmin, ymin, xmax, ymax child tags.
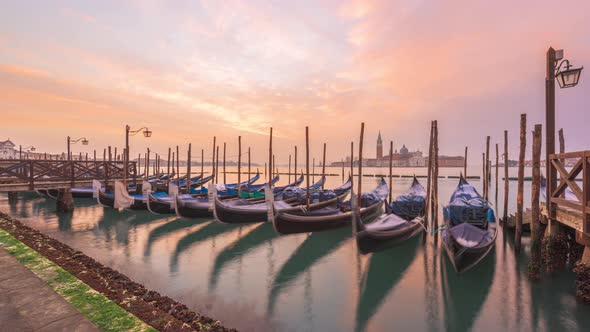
<box><xmin>0</xmin><ymin>139</ymin><xmax>17</xmax><ymax>159</ymax></box>
<box><xmin>365</xmin><ymin>132</ymin><xmax>426</xmax><ymax>167</ymax></box>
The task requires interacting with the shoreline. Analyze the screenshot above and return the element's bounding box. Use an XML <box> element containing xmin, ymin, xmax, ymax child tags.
<box><xmin>0</xmin><ymin>211</ymin><xmax>236</xmax><ymax>332</ymax></box>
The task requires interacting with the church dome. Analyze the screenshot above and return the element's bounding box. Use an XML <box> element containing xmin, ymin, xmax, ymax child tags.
<box><xmin>400</xmin><ymin>144</ymin><xmax>409</xmax><ymax>154</ymax></box>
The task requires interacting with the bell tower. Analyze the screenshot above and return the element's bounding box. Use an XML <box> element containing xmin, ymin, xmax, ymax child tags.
<box><xmin>377</xmin><ymin>131</ymin><xmax>383</xmax><ymax>159</ymax></box>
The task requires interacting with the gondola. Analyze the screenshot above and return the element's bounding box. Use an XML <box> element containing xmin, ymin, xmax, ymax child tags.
<box><xmin>354</xmin><ymin>176</ymin><xmax>426</xmax><ymax>253</ymax></box>
<box><xmin>147</xmin><ymin>174</ymin><xmax>276</xmax><ymax>218</ymax></box>
<box><xmin>356</xmin><ymin>177</ymin><xmax>426</xmax><ymax>253</ymax></box>
<box><xmin>271</xmin><ymin>178</ymin><xmax>387</xmax><ymax>235</ymax></box>
<box><xmin>213</xmin><ymin>176</ymin><xmax>346</xmax><ymax>224</ymax></box>
<box><xmin>442</xmin><ymin>176</ymin><xmax>497</xmax><ymax>273</ymax></box>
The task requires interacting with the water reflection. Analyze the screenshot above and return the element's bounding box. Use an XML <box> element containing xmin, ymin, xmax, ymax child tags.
<box><xmin>145</xmin><ymin>218</ymin><xmax>207</xmax><ymax>257</ymax></box>
<box><xmin>441</xmin><ymin>246</ymin><xmax>494</xmax><ymax>332</ymax></box>
<box><xmin>267</xmin><ymin>228</ymin><xmax>350</xmax><ymax>316</ymax></box>
<box><xmin>355</xmin><ymin>236</ymin><xmax>421</xmax><ymax>332</ymax></box>
<box><xmin>171</xmin><ymin>221</ymin><xmax>241</xmax><ymax>272</ymax></box>
<box><xmin>209</xmin><ymin>223</ymin><xmax>278</xmax><ymax>291</ymax></box>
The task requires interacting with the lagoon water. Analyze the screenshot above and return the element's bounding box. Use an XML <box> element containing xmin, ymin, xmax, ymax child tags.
<box><xmin>1</xmin><ymin>166</ymin><xmax>589</xmax><ymax>331</ymax></box>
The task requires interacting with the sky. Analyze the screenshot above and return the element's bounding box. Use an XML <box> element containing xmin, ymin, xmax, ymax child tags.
<box><xmin>1</xmin><ymin>0</ymin><xmax>589</xmax><ymax>165</ymax></box>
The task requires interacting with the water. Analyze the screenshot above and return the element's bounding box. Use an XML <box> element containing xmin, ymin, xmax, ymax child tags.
<box><xmin>2</xmin><ymin>166</ymin><xmax>589</xmax><ymax>332</ymax></box>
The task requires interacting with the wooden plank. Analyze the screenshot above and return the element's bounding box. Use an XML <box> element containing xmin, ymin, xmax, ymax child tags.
<box><xmin>551</xmin><ymin>158</ymin><xmax>583</xmax><ymax>201</ymax></box>
<box><xmin>550</xmin><ymin>151</ymin><xmax>586</xmax><ymax>159</ymax></box>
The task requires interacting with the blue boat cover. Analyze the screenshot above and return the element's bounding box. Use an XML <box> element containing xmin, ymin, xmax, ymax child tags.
<box><xmin>390</xmin><ymin>177</ymin><xmax>426</xmax><ymax>220</ymax></box>
<box><xmin>444</xmin><ymin>177</ymin><xmax>495</xmax><ymax>227</ymax></box>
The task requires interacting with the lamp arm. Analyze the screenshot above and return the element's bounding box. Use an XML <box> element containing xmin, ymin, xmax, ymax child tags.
<box><xmin>129</xmin><ymin>127</ymin><xmax>149</xmax><ymax>136</ymax></box>
<box><xmin>554</xmin><ymin>59</ymin><xmax>572</xmax><ymax>75</ymax></box>
<box><xmin>71</xmin><ymin>137</ymin><xmax>88</xmax><ymax>143</ymax></box>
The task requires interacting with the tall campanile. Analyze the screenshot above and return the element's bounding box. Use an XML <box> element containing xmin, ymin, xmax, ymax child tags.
<box><xmin>377</xmin><ymin>130</ymin><xmax>383</xmax><ymax>159</ymax></box>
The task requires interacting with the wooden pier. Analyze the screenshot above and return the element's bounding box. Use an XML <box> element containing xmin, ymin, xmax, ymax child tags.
<box><xmin>0</xmin><ymin>159</ymin><xmax>137</xmax><ymax>192</ymax></box>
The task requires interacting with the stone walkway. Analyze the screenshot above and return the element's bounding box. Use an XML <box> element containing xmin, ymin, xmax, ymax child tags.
<box><xmin>0</xmin><ymin>247</ymin><xmax>100</xmax><ymax>332</ymax></box>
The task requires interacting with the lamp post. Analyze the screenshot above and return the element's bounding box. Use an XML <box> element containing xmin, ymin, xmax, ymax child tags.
<box><xmin>125</xmin><ymin>125</ymin><xmax>151</xmax><ymax>184</ymax></box>
<box><xmin>67</xmin><ymin>137</ymin><xmax>89</xmax><ymax>160</ymax></box>
<box><xmin>546</xmin><ymin>47</ymin><xmax>583</xmax><ymax>224</ymax></box>
<box><xmin>19</xmin><ymin>145</ymin><xmax>35</xmax><ymax>159</ymax></box>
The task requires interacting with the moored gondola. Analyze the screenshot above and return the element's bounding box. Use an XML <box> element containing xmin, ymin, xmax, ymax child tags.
<box><xmin>271</xmin><ymin>178</ymin><xmax>387</xmax><ymax>235</ymax></box>
<box><xmin>442</xmin><ymin>176</ymin><xmax>497</xmax><ymax>273</ymax></box>
<box><xmin>356</xmin><ymin>177</ymin><xmax>426</xmax><ymax>253</ymax></box>
<box><xmin>149</xmin><ymin>173</ymin><xmax>280</xmax><ymax>216</ymax></box>
<box><xmin>213</xmin><ymin>176</ymin><xmax>346</xmax><ymax>224</ymax></box>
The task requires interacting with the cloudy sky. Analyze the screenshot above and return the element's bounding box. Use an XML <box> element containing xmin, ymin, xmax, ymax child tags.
<box><xmin>1</xmin><ymin>0</ymin><xmax>589</xmax><ymax>164</ymax></box>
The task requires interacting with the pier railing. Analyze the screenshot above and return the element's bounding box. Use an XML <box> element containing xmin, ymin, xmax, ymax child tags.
<box><xmin>0</xmin><ymin>159</ymin><xmax>137</xmax><ymax>191</ymax></box>
<box><xmin>548</xmin><ymin>151</ymin><xmax>590</xmax><ymax>233</ymax></box>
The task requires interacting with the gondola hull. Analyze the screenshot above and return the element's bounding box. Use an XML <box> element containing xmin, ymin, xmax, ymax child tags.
<box><xmin>441</xmin><ymin>225</ymin><xmax>496</xmax><ymax>273</ymax></box>
<box><xmin>356</xmin><ymin>217</ymin><xmax>423</xmax><ymax>254</ymax></box>
<box><xmin>214</xmin><ymin>194</ymin><xmax>344</xmax><ymax>224</ymax></box>
<box><xmin>273</xmin><ymin>201</ymin><xmax>383</xmax><ymax>235</ymax></box>
<box><xmin>97</xmin><ymin>190</ymin><xmax>146</xmax><ymax>210</ymax></box>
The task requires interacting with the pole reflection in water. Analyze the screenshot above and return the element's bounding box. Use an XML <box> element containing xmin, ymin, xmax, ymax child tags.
<box><xmin>355</xmin><ymin>236</ymin><xmax>421</xmax><ymax>332</ymax></box>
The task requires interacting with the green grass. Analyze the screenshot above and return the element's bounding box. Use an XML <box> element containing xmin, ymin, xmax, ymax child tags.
<box><xmin>0</xmin><ymin>228</ymin><xmax>157</xmax><ymax>332</ymax></box>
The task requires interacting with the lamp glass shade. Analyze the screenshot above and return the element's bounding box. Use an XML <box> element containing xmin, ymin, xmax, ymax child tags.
<box><xmin>82</xmin><ymin>139</ymin><xmax>89</xmax><ymax>145</ymax></box>
<box><xmin>556</xmin><ymin>67</ymin><xmax>583</xmax><ymax>88</ymax></box>
<box><xmin>143</xmin><ymin>130</ymin><xmax>152</xmax><ymax>138</ymax></box>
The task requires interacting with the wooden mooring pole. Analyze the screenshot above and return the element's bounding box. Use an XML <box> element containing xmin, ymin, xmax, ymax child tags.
<box><xmin>388</xmin><ymin>141</ymin><xmax>393</xmax><ymax>203</ymax></box>
<box><xmin>322</xmin><ymin>143</ymin><xmax>326</xmax><ymax>189</ymax></box>
<box><xmin>238</xmin><ymin>136</ymin><xmax>241</xmax><ymax>195</ymax></box>
<box><xmin>167</xmin><ymin>148</ymin><xmax>171</xmax><ymax>186</ymax></box>
<box><xmin>288</xmin><ymin>155</ymin><xmax>292</xmax><ymax>184</ymax></box>
<box><xmin>357</xmin><ymin>123</ymin><xmax>365</xmax><ymax>208</ymax></box>
<box><xmin>516</xmin><ymin>113</ymin><xmax>526</xmax><ymax>253</ymax></box>
<box><xmin>211</xmin><ymin>137</ymin><xmax>216</xmax><ymax>183</ymax></box>
<box><xmin>495</xmin><ymin>143</ymin><xmax>499</xmax><ymax>204</ymax></box>
<box><xmin>305</xmin><ymin>127</ymin><xmax>310</xmax><ymax>210</ymax></box>
<box><xmin>248</xmin><ymin>147</ymin><xmax>251</xmax><ymax>180</ymax></box>
<box><xmin>187</xmin><ymin>143</ymin><xmax>192</xmax><ymax>192</ymax></box>
<box><xmin>529</xmin><ymin>123</ymin><xmax>542</xmax><ymax>279</ymax></box>
<box><xmin>433</xmin><ymin>121</ymin><xmax>439</xmax><ymax>239</ymax></box>
<box><xmin>464</xmin><ymin>146</ymin><xmax>468</xmax><ymax>177</ymax></box>
<box><xmin>425</xmin><ymin>122</ymin><xmax>434</xmax><ymax>229</ymax></box>
<box><xmin>215</xmin><ymin>145</ymin><xmax>220</xmax><ymax>184</ymax></box>
<box><xmin>503</xmin><ymin>130</ymin><xmax>509</xmax><ymax>224</ymax></box>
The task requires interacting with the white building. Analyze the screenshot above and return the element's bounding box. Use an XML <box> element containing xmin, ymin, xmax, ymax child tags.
<box><xmin>0</xmin><ymin>139</ymin><xmax>17</xmax><ymax>159</ymax></box>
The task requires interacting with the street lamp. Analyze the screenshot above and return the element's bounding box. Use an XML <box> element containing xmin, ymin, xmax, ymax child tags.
<box><xmin>545</xmin><ymin>47</ymin><xmax>583</xmax><ymax>223</ymax></box>
<box><xmin>19</xmin><ymin>145</ymin><xmax>35</xmax><ymax>159</ymax></box>
<box><xmin>555</xmin><ymin>59</ymin><xmax>583</xmax><ymax>88</ymax></box>
<box><xmin>67</xmin><ymin>137</ymin><xmax>89</xmax><ymax>160</ymax></box>
<box><xmin>125</xmin><ymin>125</ymin><xmax>152</xmax><ymax>183</ymax></box>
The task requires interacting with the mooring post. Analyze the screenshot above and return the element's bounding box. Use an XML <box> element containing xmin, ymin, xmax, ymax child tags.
<box><xmin>312</xmin><ymin>158</ymin><xmax>315</xmax><ymax>183</ymax></box>
<box><xmin>503</xmin><ymin>130</ymin><xmax>509</xmax><ymax>224</ymax></box>
<box><xmin>201</xmin><ymin>149</ymin><xmax>204</xmax><ymax>181</ymax></box>
<box><xmin>433</xmin><ymin>120</ymin><xmax>439</xmax><ymax>240</ymax></box>
<box><xmin>211</xmin><ymin>137</ymin><xmax>216</xmax><ymax>183</ymax></box>
<box><xmin>247</xmin><ymin>147</ymin><xmax>251</xmax><ymax>181</ymax></box>
<box><xmin>294</xmin><ymin>146</ymin><xmax>298</xmax><ymax>183</ymax></box>
<box><xmin>350</xmin><ymin>142</ymin><xmax>354</xmax><ymax>187</ymax></box>
<box><xmin>7</xmin><ymin>192</ymin><xmax>18</xmax><ymax>204</ymax></box>
<box><xmin>187</xmin><ymin>143</ymin><xmax>192</xmax><ymax>193</ymax></box>
<box><xmin>322</xmin><ymin>143</ymin><xmax>326</xmax><ymax>189</ymax></box>
<box><xmin>482</xmin><ymin>153</ymin><xmax>485</xmax><ymax>193</ymax></box>
<box><xmin>388</xmin><ymin>141</ymin><xmax>393</xmax><ymax>203</ymax></box>
<box><xmin>357</xmin><ymin>123</ymin><xmax>365</xmax><ymax>209</ymax></box>
<box><xmin>464</xmin><ymin>146</ymin><xmax>468</xmax><ymax>178</ymax></box>
<box><xmin>288</xmin><ymin>154</ymin><xmax>292</xmax><ymax>184</ymax></box>
<box><xmin>215</xmin><ymin>146</ymin><xmax>220</xmax><ymax>184</ymax></box>
<box><xmin>305</xmin><ymin>126</ymin><xmax>310</xmax><ymax>210</ymax></box>
<box><xmin>237</xmin><ymin>136</ymin><xmax>241</xmax><ymax>195</ymax></box>
<box><xmin>516</xmin><ymin>113</ymin><xmax>526</xmax><ymax>253</ymax></box>
<box><xmin>56</xmin><ymin>188</ymin><xmax>74</xmax><ymax>213</ymax></box>
<box><xmin>529</xmin><ymin>124</ymin><xmax>543</xmax><ymax>279</ymax></box>
<box><xmin>485</xmin><ymin>136</ymin><xmax>490</xmax><ymax>200</ymax></box>
<box><xmin>341</xmin><ymin>158</ymin><xmax>344</xmax><ymax>182</ymax></box>
<box><xmin>425</xmin><ymin>121</ymin><xmax>434</xmax><ymax>229</ymax></box>
<box><xmin>495</xmin><ymin>143</ymin><xmax>499</xmax><ymax>204</ymax></box>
